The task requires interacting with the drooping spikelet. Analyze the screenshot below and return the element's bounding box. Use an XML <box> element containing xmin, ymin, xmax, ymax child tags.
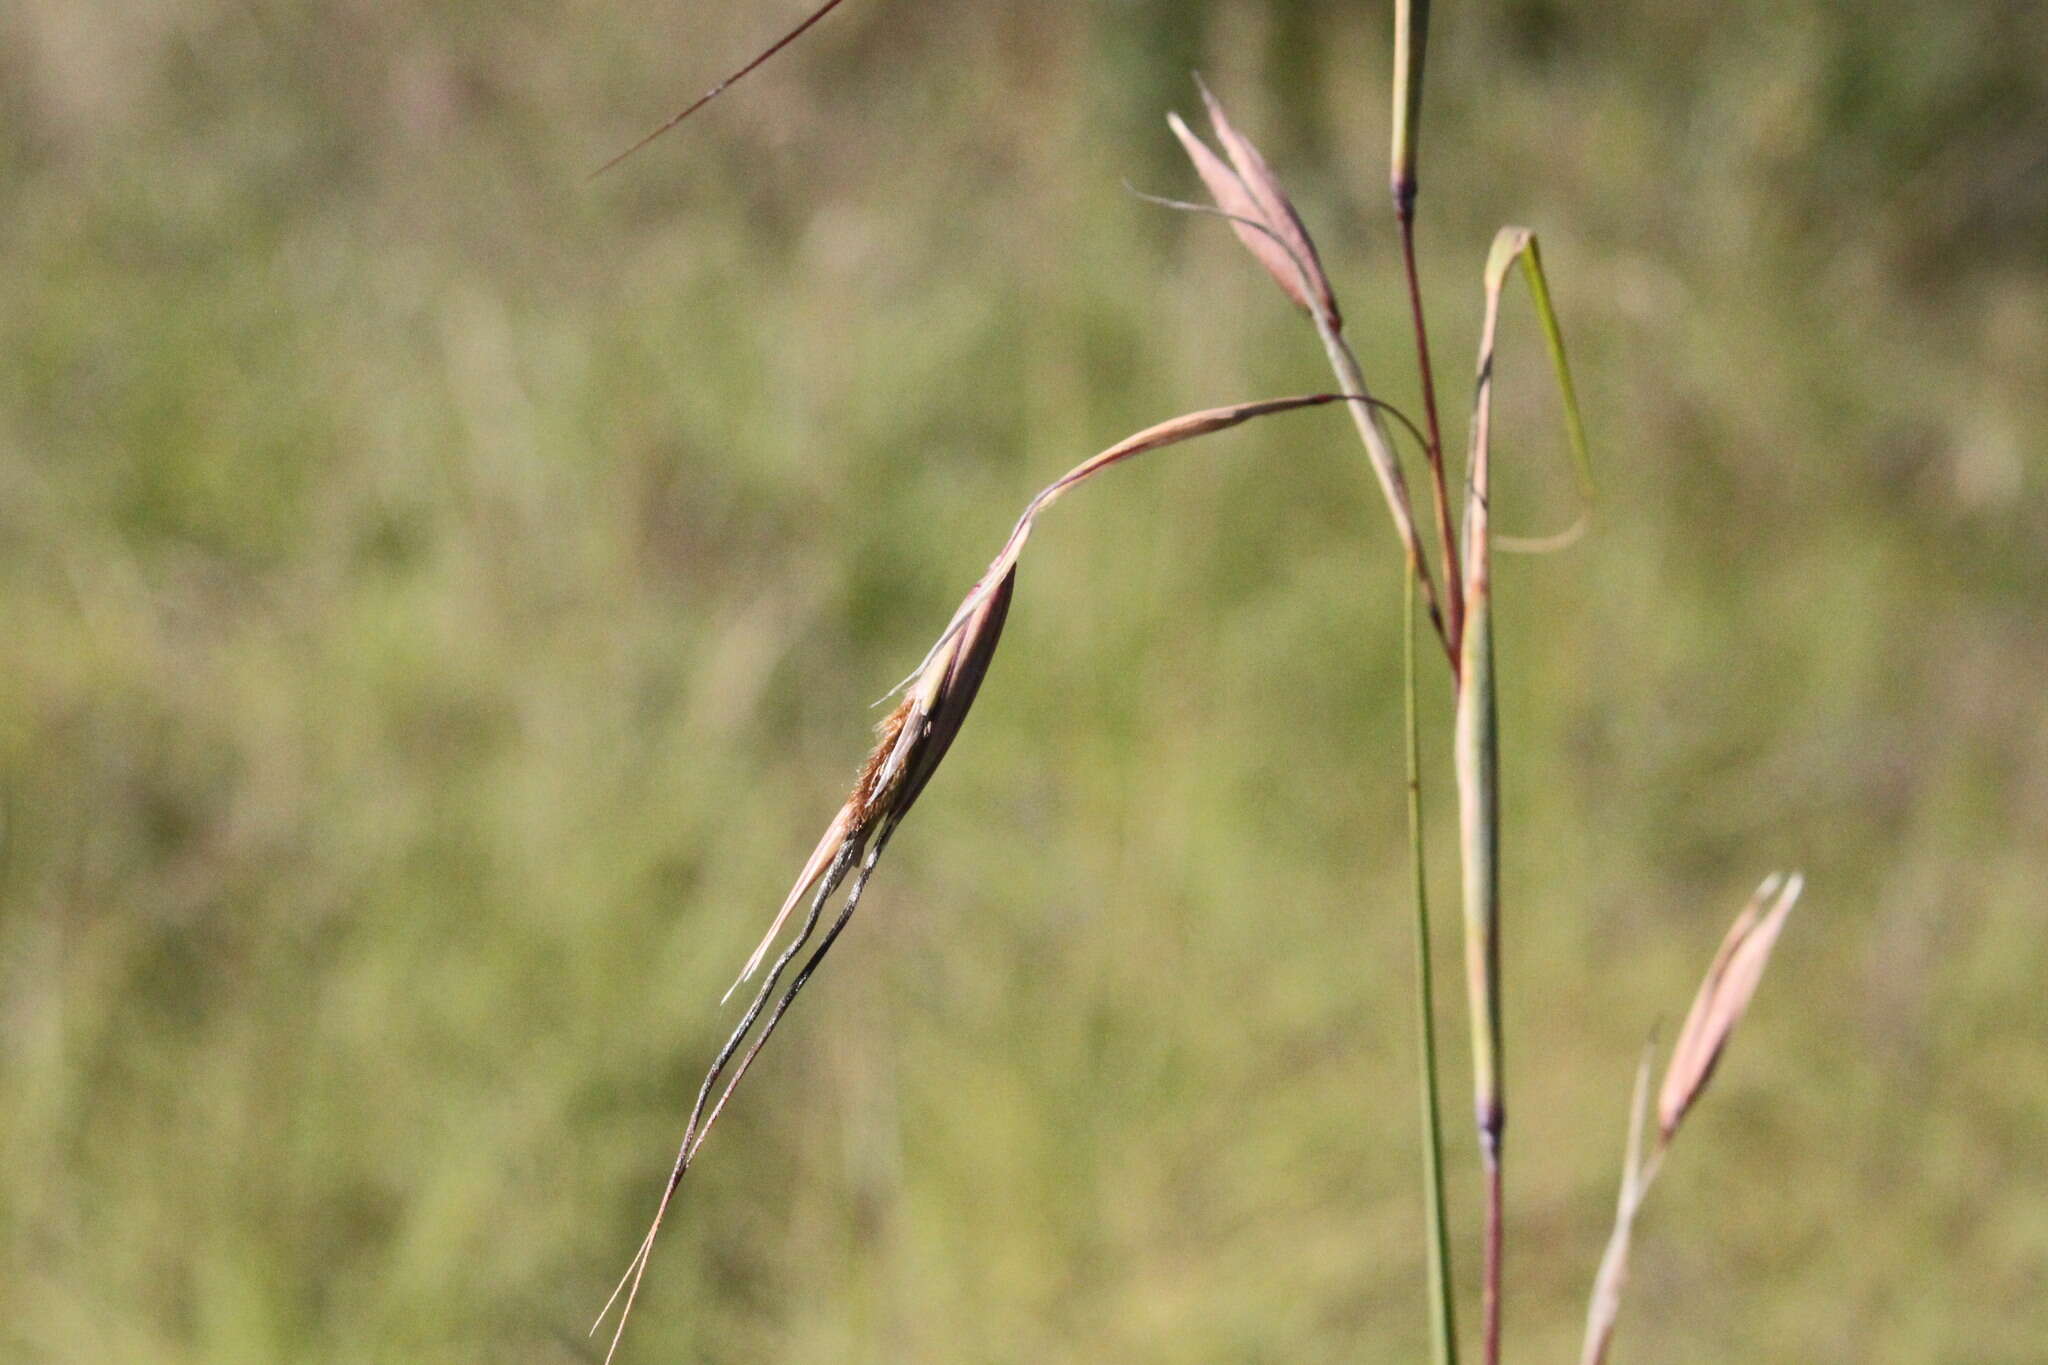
<box><xmin>595</xmin><ymin>392</ymin><xmax>1360</xmax><ymax>1363</ymax></box>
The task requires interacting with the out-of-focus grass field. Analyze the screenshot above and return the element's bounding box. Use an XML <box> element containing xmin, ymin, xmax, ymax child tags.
<box><xmin>3</xmin><ymin>1</ymin><xmax>2045</xmax><ymax>1360</ymax></box>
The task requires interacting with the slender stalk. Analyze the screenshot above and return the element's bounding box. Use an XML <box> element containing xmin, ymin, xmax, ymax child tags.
<box><xmin>1482</xmin><ymin>1149</ymin><xmax>1503</xmax><ymax>1364</ymax></box>
<box><xmin>1389</xmin><ymin>0</ymin><xmax>1460</xmax><ymax>649</ymax></box>
<box><xmin>1396</xmin><ymin>213</ymin><xmax>1463</xmax><ymax>654</ymax></box>
<box><xmin>1315</xmin><ymin>316</ymin><xmax>1456</xmax><ymax>671</ymax></box>
<box><xmin>1581</xmin><ymin>1045</ymin><xmax>1660</xmax><ymax>1365</ymax></box>
<box><xmin>1405</xmin><ymin>563</ymin><xmax>1460</xmax><ymax>1365</ymax></box>
<box><xmin>591</xmin><ymin>0</ymin><xmax>853</xmax><ymax>177</ymax></box>
<box><xmin>1460</xmin><ymin>442</ymin><xmax>1506</xmax><ymax>1365</ymax></box>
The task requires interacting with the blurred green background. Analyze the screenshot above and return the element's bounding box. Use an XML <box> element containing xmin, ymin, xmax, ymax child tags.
<box><xmin>3</xmin><ymin>1</ymin><xmax>2044</xmax><ymax>1360</ymax></box>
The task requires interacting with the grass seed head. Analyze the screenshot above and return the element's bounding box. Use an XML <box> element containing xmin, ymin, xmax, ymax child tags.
<box><xmin>1657</xmin><ymin>872</ymin><xmax>1804</xmax><ymax>1144</ymax></box>
<box><xmin>611</xmin><ymin>395</ymin><xmax>1351</xmax><ymax>1363</ymax></box>
<box><xmin>730</xmin><ymin>567</ymin><xmax>1015</xmax><ymax>1000</ymax></box>
<box><xmin>1168</xmin><ymin>82</ymin><xmax>1341</xmax><ymax>328</ymax></box>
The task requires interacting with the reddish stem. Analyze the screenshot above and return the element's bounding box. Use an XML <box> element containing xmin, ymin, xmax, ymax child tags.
<box><xmin>1396</xmin><ymin>207</ymin><xmax>1464</xmax><ymax>659</ymax></box>
<box><xmin>1482</xmin><ymin>1144</ymin><xmax>1503</xmax><ymax>1365</ymax></box>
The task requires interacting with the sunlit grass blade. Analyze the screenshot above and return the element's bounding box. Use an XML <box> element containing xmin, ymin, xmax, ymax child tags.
<box><xmin>1488</xmin><ymin>234</ymin><xmax>1596</xmax><ymax>553</ymax></box>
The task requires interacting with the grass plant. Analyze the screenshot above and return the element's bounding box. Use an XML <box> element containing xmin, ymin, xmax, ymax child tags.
<box><xmin>23</xmin><ymin>1</ymin><xmax>2036</xmax><ymax>1361</ymax></box>
<box><xmin>587</xmin><ymin>4</ymin><xmax>1807</xmax><ymax>1363</ymax></box>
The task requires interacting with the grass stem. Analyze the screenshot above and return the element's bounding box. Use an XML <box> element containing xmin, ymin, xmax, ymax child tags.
<box><xmin>1316</xmin><ymin>321</ymin><xmax>1455</xmax><ymax>670</ymax></box>
<box><xmin>1405</xmin><ymin>563</ymin><xmax>1460</xmax><ymax>1365</ymax></box>
<box><xmin>1396</xmin><ymin>209</ymin><xmax>1463</xmax><ymax>654</ymax></box>
<box><xmin>1482</xmin><ymin>1147</ymin><xmax>1503</xmax><ymax>1365</ymax></box>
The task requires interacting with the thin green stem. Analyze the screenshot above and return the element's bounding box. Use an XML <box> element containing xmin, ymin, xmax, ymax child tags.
<box><xmin>1405</xmin><ymin>562</ymin><xmax>1460</xmax><ymax>1365</ymax></box>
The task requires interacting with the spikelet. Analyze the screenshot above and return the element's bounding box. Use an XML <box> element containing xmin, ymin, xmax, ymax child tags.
<box><xmin>1167</xmin><ymin>81</ymin><xmax>1340</xmax><ymax>327</ymax></box>
<box><xmin>595</xmin><ymin>392</ymin><xmax>1358</xmax><ymax>1363</ymax></box>
<box><xmin>1578</xmin><ymin>872</ymin><xmax>1804</xmax><ymax>1365</ymax></box>
<box><xmin>1657</xmin><ymin>871</ymin><xmax>1805</xmax><ymax>1142</ymax></box>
